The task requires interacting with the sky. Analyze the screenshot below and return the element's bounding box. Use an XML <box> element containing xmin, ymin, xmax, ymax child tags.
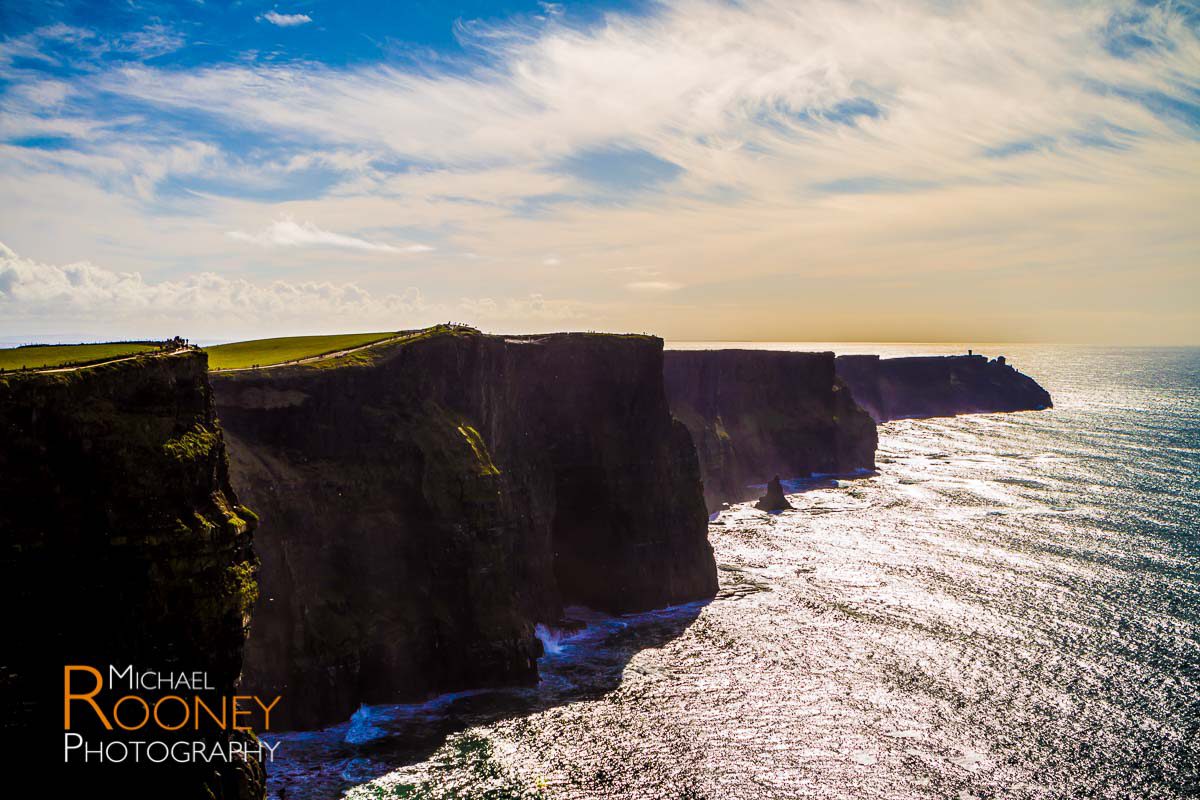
<box><xmin>0</xmin><ymin>0</ymin><xmax>1197</xmax><ymax>344</ymax></box>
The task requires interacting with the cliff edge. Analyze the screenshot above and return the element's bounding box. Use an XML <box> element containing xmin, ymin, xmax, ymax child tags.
<box><xmin>212</xmin><ymin>326</ymin><xmax>716</xmax><ymax>730</ymax></box>
<box><xmin>0</xmin><ymin>351</ymin><xmax>263</xmax><ymax>800</ymax></box>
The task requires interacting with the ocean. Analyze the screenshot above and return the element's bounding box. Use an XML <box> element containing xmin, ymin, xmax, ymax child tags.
<box><xmin>265</xmin><ymin>344</ymin><xmax>1200</xmax><ymax>800</ymax></box>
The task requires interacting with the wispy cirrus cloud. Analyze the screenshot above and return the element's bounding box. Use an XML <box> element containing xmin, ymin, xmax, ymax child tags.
<box><xmin>227</xmin><ymin>218</ymin><xmax>432</xmax><ymax>254</ymax></box>
<box><xmin>0</xmin><ymin>22</ymin><xmax>185</xmax><ymax>69</ymax></box>
<box><xmin>258</xmin><ymin>11</ymin><xmax>313</xmax><ymax>28</ymax></box>
<box><xmin>626</xmin><ymin>281</ymin><xmax>682</xmax><ymax>293</ymax></box>
<box><xmin>82</xmin><ymin>0</ymin><xmax>1200</xmax><ymax>179</ymax></box>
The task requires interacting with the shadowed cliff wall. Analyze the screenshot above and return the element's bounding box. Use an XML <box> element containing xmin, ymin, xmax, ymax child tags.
<box><xmin>836</xmin><ymin>354</ymin><xmax>1053</xmax><ymax>422</ymax></box>
<box><xmin>663</xmin><ymin>350</ymin><xmax>877</xmax><ymax>509</ymax></box>
<box><xmin>212</xmin><ymin>328</ymin><xmax>716</xmax><ymax>731</ymax></box>
<box><xmin>0</xmin><ymin>351</ymin><xmax>263</xmax><ymax>800</ymax></box>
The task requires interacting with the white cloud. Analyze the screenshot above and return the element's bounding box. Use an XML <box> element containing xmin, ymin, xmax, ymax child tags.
<box><xmin>116</xmin><ymin>24</ymin><xmax>186</xmax><ymax>58</ymax></box>
<box><xmin>457</xmin><ymin>292</ymin><xmax>583</xmax><ymax>323</ymax></box>
<box><xmin>0</xmin><ymin>240</ymin><xmax>424</xmax><ymax>322</ymax></box>
<box><xmin>90</xmin><ymin>0</ymin><xmax>1200</xmax><ymax>179</ymax></box>
<box><xmin>0</xmin><ymin>23</ymin><xmax>184</xmax><ymax>69</ymax></box>
<box><xmin>0</xmin><ymin>242</ymin><xmax>590</xmax><ymax>339</ymax></box>
<box><xmin>227</xmin><ymin>218</ymin><xmax>432</xmax><ymax>254</ymax></box>
<box><xmin>0</xmin><ymin>24</ymin><xmax>93</xmax><ymax>68</ymax></box>
<box><xmin>258</xmin><ymin>11</ymin><xmax>313</xmax><ymax>27</ymax></box>
<box><xmin>626</xmin><ymin>281</ymin><xmax>682</xmax><ymax>292</ymax></box>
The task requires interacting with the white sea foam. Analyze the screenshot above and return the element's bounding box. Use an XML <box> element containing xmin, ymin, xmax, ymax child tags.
<box><xmin>534</xmin><ymin>623</ymin><xmax>568</xmax><ymax>655</ymax></box>
<box><xmin>343</xmin><ymin>704</ymin><xmax>387</xmax><ymax>744</ymax></box>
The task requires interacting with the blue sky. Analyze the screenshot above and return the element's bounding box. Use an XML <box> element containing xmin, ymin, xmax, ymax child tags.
<box><xmin>0</xmin><ymin>1</ymin><xmax>656</xmax><ymax>73</ymax></box>
<box><xmin>1</xmin><ymin>0</ymin><xmax>1198</xmax><ymax>343</ymax></box>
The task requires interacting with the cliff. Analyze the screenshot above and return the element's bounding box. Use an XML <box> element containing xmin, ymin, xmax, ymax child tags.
<box><xmin>211</xmin><ymin>326</ymin><xmax>716</xmax><ymax>730</ymax></box>
<box><xmin>663</xmin><ymin>350</ymin><xmax>877</xmax><ymax>509</ymax></box>
<box><xmin>0</xmin><ymin>351</ymin><xmax>263</xmax><ymax>799</ymax></box>
<box><xmin>835</xmin><ymin>354</ymin><xmax>1053</xmax><ymax>422</ymax></box>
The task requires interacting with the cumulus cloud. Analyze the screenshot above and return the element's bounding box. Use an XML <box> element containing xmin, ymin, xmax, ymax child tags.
<box><xmin>258</xmin><ymin>11</ymin><xmax>313</xmax><ymax>27</ymax></box>
<box><xmin>227</xmin><ymin>218</ymin><xmax>432</xmax><ymax>253</ymax></box>
<box><xmin>0</xmin><ymin>242</ymin><xmax>587</xmax><ymax>338</ymax></box>
<box><xmin>0</xmin><ymin>241</ymin><xmax>425</xmax><ymax>323</ymax></box>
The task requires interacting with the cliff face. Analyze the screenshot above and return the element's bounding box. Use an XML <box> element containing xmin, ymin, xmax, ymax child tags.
<box><xmin>0</xmin><ymin>351</ymin><xmax>263</xmax><ymax>800</ymax></box>
<box><xmin>663</xmin><ymin>350</ymin><xmax>877</xmax><ymax>509</ymax></box>
<box><xmin>212</xmin><ymin>328</ymin><xmax>716</xmax><ymax>731</ymax></box>
<box><xmin>836</xmin><ymin>354</ymin><xmax>1053</xmax><ymax>422</ymax></box>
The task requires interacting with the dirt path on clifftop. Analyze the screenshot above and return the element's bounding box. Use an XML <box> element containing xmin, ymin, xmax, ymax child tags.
<box><xmin>29</xmin><ymin>348</ymin><xmax>192</xmax><ymax>374</ymax></box>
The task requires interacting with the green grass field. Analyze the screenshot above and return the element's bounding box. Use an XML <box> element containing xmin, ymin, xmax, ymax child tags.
<box><xmin>0</xmin><ymin>342</ymin><xmax>160</xmax><ymax>371</ymax></box>
<box><xmin>204</xmin><ymin>331</ymin><xmax>399</xmax><ymax>370</ymax></box>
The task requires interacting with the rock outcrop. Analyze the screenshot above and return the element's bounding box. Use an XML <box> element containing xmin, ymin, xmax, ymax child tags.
<box><xmin>0</xmin><ymin>351</ymin><xmax>263</xmax><ymax>800</ymax></box>
<box><xmin>835</xmin><ymin>354</ymin><xmax>1053</xmax><ymax>422</ymax></box>
<box><xmin>663</xmin><ymin>350</ymin><xmax>877</xmax><ymax>509</ymax></box>
<box><xmin>211</xmin><ymin>326</ymin><xmax>717</xmax><ymax>731</ymax></box>
<box><xmin>754</xmin><ymin>476</ymin><xmax>793</xmax><ymax>512</ymax></box>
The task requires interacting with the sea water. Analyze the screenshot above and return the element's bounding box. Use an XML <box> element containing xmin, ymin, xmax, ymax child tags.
<box><xmin>266</xmin><ymin>344</ymin><xmax>1199</xmax><ymax>800</ymax></box>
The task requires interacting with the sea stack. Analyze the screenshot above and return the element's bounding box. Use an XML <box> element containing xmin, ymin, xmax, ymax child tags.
<box><xmin>755</xmin><ymin>475</ymin><xmax>793</xmax><ymax>512</ymax></box>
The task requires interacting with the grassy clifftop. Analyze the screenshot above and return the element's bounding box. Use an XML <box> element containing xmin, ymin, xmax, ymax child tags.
<box><xmin>204</xmin><ymin>326</ymin><xmax>661</xmax><ymax>371</ymax></box>
<box><xmin>0</xmin><ymin>341</ymin><xmax>159</xmax><ymax>370</ymax></box>
<box><xmin>205</xmin><ymin>331</ymin><xmax>401</xmax><ymax>370</ymax></box>
<box><xmin>3</xmin><ymin>326</ymin><xmax>648</xmax><ymax>373</ymax></box>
